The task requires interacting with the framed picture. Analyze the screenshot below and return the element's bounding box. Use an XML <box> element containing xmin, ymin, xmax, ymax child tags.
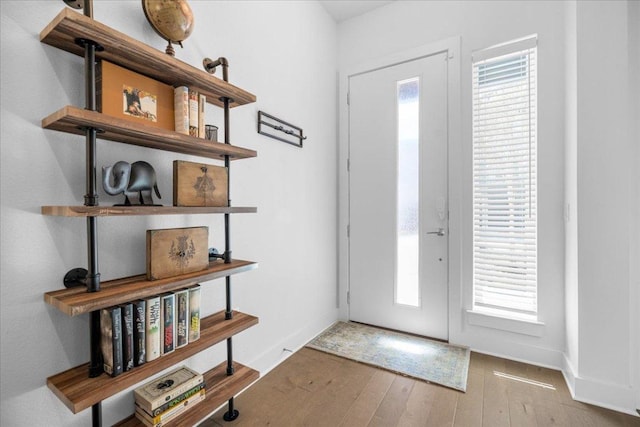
<box><xmin>97</xmin><ymin>60</ymin><xmax>174</xmax><ymax>131</ymax></box>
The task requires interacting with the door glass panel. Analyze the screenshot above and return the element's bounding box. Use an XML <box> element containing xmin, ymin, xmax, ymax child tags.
<box><xmin>396</xmin><ymin>77</ymin><xmax>420</xmax><ymax>307</ymax></box>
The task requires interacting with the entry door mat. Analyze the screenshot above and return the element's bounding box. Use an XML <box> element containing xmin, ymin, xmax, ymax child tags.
<box><xmin>306</xmin><ymin>321</ymin><xmax>470</xmax><ymax>392</ymax></box>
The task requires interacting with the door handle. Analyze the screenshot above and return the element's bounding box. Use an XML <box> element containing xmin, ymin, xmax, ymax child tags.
<box><xmin>426</xmin><ymin>228</ymin><xmax>445</xmax><ymax>237</ymax></box>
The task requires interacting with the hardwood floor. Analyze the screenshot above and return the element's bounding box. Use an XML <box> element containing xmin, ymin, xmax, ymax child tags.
<box><xmin>202</xmin><ymin>347</ymin><xmax>640</xmax><ymax>427</ymax></box>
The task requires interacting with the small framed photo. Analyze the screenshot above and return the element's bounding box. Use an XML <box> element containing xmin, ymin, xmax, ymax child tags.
<box><xmin>97</xmin><ymin>60</ymin><xmax>174</xmax><ymax>131</ymax></box>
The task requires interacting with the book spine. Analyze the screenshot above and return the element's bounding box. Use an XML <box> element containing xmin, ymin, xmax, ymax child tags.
<box><xmin>120</xmin><ymin>303</ymin><xmax>134</xmax><ymax>372</ymax></box>
<box><xmin>137</xmin><ymin>373</ymin><xmax>204</xmax><ymax>413</ymax></box>
<box><xmin>101</xmin><ymin>306</ymin><xmax>123</xmax><ymax>377</ymax></box>
<box><xmin>198</xmin><ymin>93</ymin><xmax>206</xmax><ymax>139</ymax></box>
<box><xmin>173</xmin><ymin>86</ymin><xmax>189</xmax><ymax>135</ymax></box>
<box><xmin>188</xmin><ymin>285</ymin><xmax>201</xmax><ymax>342</ymax></box>
<box><xmin>133</xmin><ymin>299</ymin><xmax>146</xmax><ymax>366</ymax></box>
<box><xmin>149</xmin><ymin>383</ymin><xmax>205</xmax><ymax>416</ymax></box>
<box><xmin>161</xmin><ymin>293</ymin><xmax>175</xmax><ymax>355</ymax></box>
<box><xmin>188</xmin><ymin>89</ymin><xmax>199</xmax><ymax>137</ymax></box>
<box><xmin>145</xmin><ymin>296</ymin><xmax>161</xmax><ymax>362</ymax></box>
<box><xmin>135</xmin><ymin>390</ymin><xmax>205</xmax><ymax>427</ymax></box>
<box><xmin>175</xmin><ymin>290</ymin><xmax>189</xmax><ymax>349</ymax></box>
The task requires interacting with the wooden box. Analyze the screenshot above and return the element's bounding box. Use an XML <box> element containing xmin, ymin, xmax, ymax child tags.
<box><xmin>97</xmin><ymin>60</ymin><xmax>174</xmax><ymax>131</ymax></box>
<box><xmin>173</xmin><ymin>160</ymin><xmax>228</xmax><ymax>207</ymax></box>
<box><xmin>146</xmin><ymin>227</ymin><xmax>209</xmax><ymax>280</ymax></box>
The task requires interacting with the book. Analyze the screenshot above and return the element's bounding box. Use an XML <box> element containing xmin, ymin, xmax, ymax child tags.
<box><xmin>160</xmin><ymin>293</ymin><xmax>175</xmax><ymax>355</ymax></box>
<box><xmin>145</xmin><ymin>296</ymin><xmax>161</xmax><ymax>362</ymax></box>
<box><xmin>188</xmin><ymin>285</ymin><xmax>201</xmax><ymax>342</ymax></box>
<box><xmin>146</xmin><ymin>383</ymin><xmax>205</xmax><ymax>417</ymax></box>
<box><xmin>188</xmin><ymin>88</ymin><xmax>199</xmax><ymax>137</ymax></box>
<box><xmin>173</xmin><ymin>85</ymin><xmax>189</xmax><ymax>135</ymax></box>
<box><xmin>198</xmin><ymin>93</ymin><xmax>206</xmax><ymax>139</ymax></box>
<box><xmin>175</xmin><ymin>289</ymin><xmax>189</xmax><ymax>349</ymax></box>
<box><xmin>134</xmin><ymin>389</ymin><xmax>206</xmax><ymax>427</ymax></box>
<box><xmin>134</xmin><ymin>366</ymin><xmax>204</xmax><ymax>413</ymax></box>
<box><xmin>100</xmin><ymin>306</ymin><xmax>123</xmax><ymax>377</ymax></box>
<box><xmin>133</xmin><ymin>299</ymin><xmax>146</xmax><ymax>366</ymax></box>
<box><xmin>120</xmin><ymin>302</ymin><xmax>134</xmax><ymax>372</ymax></box>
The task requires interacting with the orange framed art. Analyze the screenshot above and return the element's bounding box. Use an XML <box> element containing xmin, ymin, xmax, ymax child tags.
<box><xmin>96</xmin><ymin>60</ymin><xmax>174</xmax><ymax>131</ymax></box>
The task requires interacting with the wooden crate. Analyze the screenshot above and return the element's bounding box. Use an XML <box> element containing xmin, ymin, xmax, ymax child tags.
<box><xmin>173</xmin><ymin>160</ymin><xmax>228</xmax><ymax>207</ymax></box>
<box><xmin>146</xmin><ymin>227</ymin><xmax>209</xmax><ymax>280</ymax></box>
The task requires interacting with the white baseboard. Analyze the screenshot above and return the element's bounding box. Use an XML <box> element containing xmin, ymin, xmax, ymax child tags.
<box><xmin>455</xmin><ymin>335</ymin><xmax>564</xmax><ymax>370</ymax></box>
<box><xmin>245</xmin><ymin>311</ymin><xmax>338</xmax><ymax>378</ymax></box>
<box><xmin>563</xmin><ymin>353</ymin><xmax>639</xmax><ymax>417</ymax></box>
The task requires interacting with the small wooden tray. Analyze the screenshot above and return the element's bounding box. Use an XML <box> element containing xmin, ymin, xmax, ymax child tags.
<box><xmin>146</xmin><ymin>227</ymin><xmax>208</xmax><ymax>280</ymax></box>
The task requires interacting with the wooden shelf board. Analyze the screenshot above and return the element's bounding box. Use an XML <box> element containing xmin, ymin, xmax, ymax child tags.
<box><xmin>43</xmin><ymin>106</ymin><xmax>257</xmax><ymax>160</ymax></box>
<box><xmin>47</xmin><ymin>310</ymin><xmax>258</xmax><ymax>414</ymax></box>
<box><xmin>45</xmin><ymin>259</ymin><xmax>258</xmax><ymax>317</ymax></box>
<box><xmin>113</xmin><ymin>361</ymin><xmax>259</xmax><ymax>427</ymax></box>
<box><xmin>42</xmin><ymin>205</ymin><xmax>257</xmax><ymax>217</ymax></box>
<box><xmin>40</xmin><ymin>9</ymin><xmax>256</xmax><ymax>108</ymax></box>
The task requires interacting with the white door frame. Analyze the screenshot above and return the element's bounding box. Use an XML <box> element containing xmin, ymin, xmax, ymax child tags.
<box><xmin>338</xmin><ymin>37</ymin><xmax>462</xmax><ymax>340</ymax></box>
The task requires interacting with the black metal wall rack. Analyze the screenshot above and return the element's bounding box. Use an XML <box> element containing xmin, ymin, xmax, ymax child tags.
<box><xmin>258</xmin><ymin>110</ymin><xmax>307</xmax><ymax>148</ymax></box>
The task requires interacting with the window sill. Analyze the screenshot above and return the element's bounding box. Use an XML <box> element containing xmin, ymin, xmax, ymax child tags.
<box><xmin>465</xmin><ymin>309</ymin><xmax>545</xmax><ymax>337</ymax></box>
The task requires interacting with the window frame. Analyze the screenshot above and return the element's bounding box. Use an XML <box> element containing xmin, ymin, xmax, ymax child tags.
<box><xmin>471</xmin><ymin>35</ymin><xmax>539</xmax><ymax>321</ymax></box>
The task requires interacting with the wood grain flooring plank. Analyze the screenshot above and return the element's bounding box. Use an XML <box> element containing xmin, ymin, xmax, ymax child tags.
<box><xmin>563</xmin><ymin>403</ymin><xmax>627</xmax><ymax>427</ymax></box>
<box><xmin>424</xmin><ymin>385</ymin><xmax>459</xmax><ymax>427</ymax></box>
<box><xmin>508</xmin><ymin>388</ymin><xmax>538</xmax><ymax>427</ymax></box>
<box><xmin>396</xmin><ymin>380</ymin><xmax>437</xmax><ymax>426</ymax></box>
<box><xmin>453</xmin><ymin>370</ymin><xmax>484</xmax><ymax>427</ymax></box>
<box><xmin>368</xmin><ymin>376</ymin><xmax>415</xmax><ymax>427</ymax></box>
<box><xmin>298</xmin><ymin>358</ymin><xmax>375</xmax><ymax>427</ymax></box>
<box><xmin>482</xmin><ymin>367</ymin><xmax>510</xmax><ymax>427</ymax></box>
<box><xmin>339</xmin><ymin>369</ymin><xmax>396</xmax><ymax>427</ymax></box>
<box><xmin>534</xmin><ymin>398</ymin><xmax>572</xmax><ymax>426</ymax></box>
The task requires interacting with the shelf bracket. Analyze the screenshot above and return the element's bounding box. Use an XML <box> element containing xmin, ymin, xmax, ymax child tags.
<box><xmin>63</xmin><ymin>268</ymin><xmax>88</xmax><ymax>288</ymax></box>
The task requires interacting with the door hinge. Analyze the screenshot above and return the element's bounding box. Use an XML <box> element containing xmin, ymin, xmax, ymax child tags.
<box><xmin>347</xmin><ymin>158</ymin><xmax>350</xmax><ymax>172</ymax></box>
<box><xmin>347</xmin><ymin>92</ymin><xmax>350</xmax><ymax>105</ymax></box>
<box><xmin>347</xmin><ymin>291</ymin><xmax>350</xmax><ymax>305</ymax></box>
<box><xmin>347</xmin><ymin>224</ymin><xmax>350</xmax><ymax>237</ymax></box>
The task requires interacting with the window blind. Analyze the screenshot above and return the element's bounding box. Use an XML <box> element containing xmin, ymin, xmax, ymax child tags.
<box><xmin>472</xmin><ymin>37</ymin><xmax>538</xmax><ymax>318</ymax></box>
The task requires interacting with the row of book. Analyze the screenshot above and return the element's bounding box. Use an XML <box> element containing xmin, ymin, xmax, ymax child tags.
<box><xmin>174</xmin><ymin>86</ymin><xmax>207</xmax><ymax>139</ymax></box>
<box><xmin>134</xmin><ymin>365</ymin><xmax>205</xmax><ymax>427</ymax></box>
<box><xmin>100</xmin><ymin>285</ymin><xmax>201</xmax><ymax>377</ymax></box>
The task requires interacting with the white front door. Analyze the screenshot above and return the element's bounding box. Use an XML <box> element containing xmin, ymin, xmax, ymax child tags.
<box><xmin>348</xmin><ymin>52</ymin><xmax>448</xmax><ymax>339</ymax></box>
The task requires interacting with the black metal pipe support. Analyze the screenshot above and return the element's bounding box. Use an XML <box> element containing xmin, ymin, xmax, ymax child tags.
<box><xmin>78</xmin><ymin>2</ymin><xmax>102</xmax><ymax>425</ymax></box>
<box><xmin>218</xmin><ymin>59</ymin><xmax>239</xmax><ymax>423</ymax></box>
<box><xmin>223</xmin><ymin>397</ymin><xmax>239</xmax><ymax>421</ymax></box>
<box><xmin>226</xmin><ymin>337</ymin><xmax>234</xmax><ymax>375</ymax></box>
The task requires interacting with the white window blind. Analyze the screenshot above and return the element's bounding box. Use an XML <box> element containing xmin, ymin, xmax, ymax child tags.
<box><xmin>472</xmin><ymin>36</ymin><xmax>538</xmax><ymax>319</ymax></box>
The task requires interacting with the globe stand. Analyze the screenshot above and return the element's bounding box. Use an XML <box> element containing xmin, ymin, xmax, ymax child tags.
<box><xmin>165</xmin><ymin>41</ymin><xmax>175</xmax><ymax>57</ymax></box>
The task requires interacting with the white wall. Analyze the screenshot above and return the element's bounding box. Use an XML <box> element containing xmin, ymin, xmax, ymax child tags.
<box><xmin>338</xmin><ymin>0</ymin><xmax>567</xmax><ymax>367</ymax></box>
<box><xmin>563</xmin><ymin>0</ymin><xmax>580</xmax><ymax>380</ymax></box>
<box><xmin>631</xmin><ymin>0</ymin><xmax>640</xmax><ymax>412</ymax></box>
<box><xmin>563</xmin><ymin>0</ymin><xmax>639</xmax><ymax>414</ymax></box>
<box><xmin>0</xmin><ymin>1</ymin><xmax>337</xmax><ymax>426</ymax></box>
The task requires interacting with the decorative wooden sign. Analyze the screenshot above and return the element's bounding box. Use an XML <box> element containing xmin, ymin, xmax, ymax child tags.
<box><xmin>173</xmin><ymin>160</ymin><xmax>228</xmax><ymax>207</ymax></box>
<box><xmin>146</xmin><ymin>226</ymin><xmax>208</xmax><ymax>280</ymax></box>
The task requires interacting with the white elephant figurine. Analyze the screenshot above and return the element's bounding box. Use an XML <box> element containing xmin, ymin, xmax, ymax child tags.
<box><xmin>102</xmin><ymin>160</ymin><xmax>162</xmax><ymax>206</ymax></box>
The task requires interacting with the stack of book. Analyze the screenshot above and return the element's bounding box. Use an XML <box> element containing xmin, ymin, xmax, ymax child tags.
<box><xmin>174</xmin><ymin>86</ymin><xmax>206</xmax><ymax>138</ymax></box>
<box><xmin>100</xmin><ymin>284</ymin><xmax>201</xmax><ymax>377</ymax></box>
<box><xmin>134</xmin><ymin>366</ymin><xmax>206</xmax><ymax>427</ymax></box>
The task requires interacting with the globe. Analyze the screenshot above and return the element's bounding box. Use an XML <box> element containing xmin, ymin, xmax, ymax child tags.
<box><xmin>142</xmin><ymin>0</ymin><xmax>195</xmax><ymax>56</ymax></box>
